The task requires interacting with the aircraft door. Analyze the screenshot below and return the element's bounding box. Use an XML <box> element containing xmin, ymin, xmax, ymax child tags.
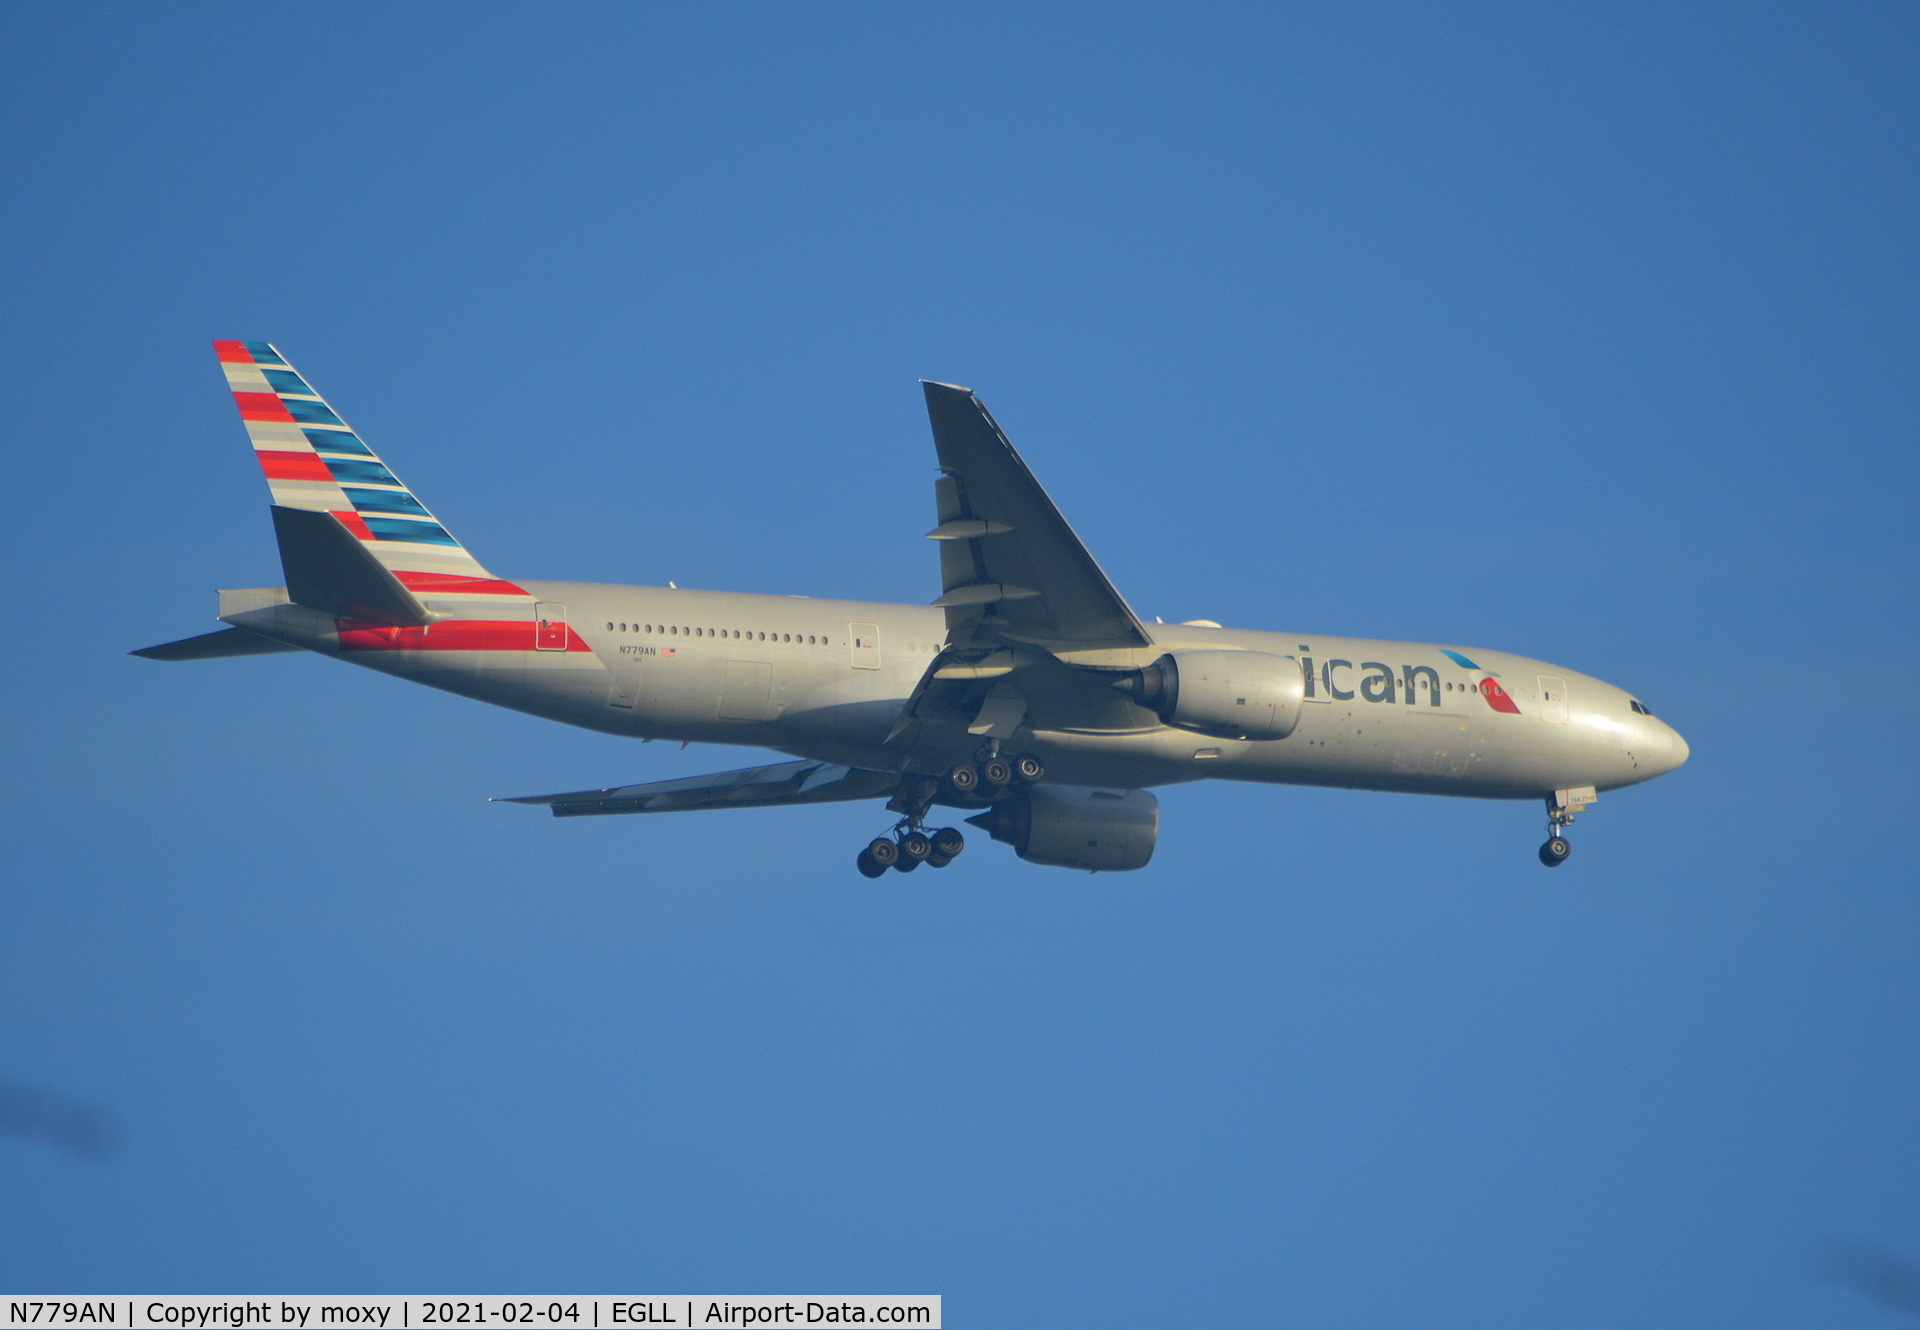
<box><xmin>534</xmin><ymin>603</ymin><xmax>569</xmax><ymax>651</ymax></box>
<box><xmin>850</xmin><ymin>623</ymin><xmax>880</xmax><ymax>670</ymax></box>
<box><xmin>1537</xmin><ymin>675</ymin><xmax>1569</xmax><ymax>723</ymax></box>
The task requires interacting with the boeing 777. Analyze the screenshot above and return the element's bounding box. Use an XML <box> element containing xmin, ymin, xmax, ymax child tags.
<box><xmin>137</xmin><ymin>342</ymin><xmax>1689</xmax><ymax>874</ymax></box>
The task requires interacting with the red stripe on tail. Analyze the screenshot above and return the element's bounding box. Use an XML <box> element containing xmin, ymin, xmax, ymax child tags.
<box><xmin>330</xmin><ymin>510</ymin><xmax>375</xmax><ymax>540</ymax></box>
<box><xmin>256</xmin><ymin>451</ymin><xmax>335</xmax><ymax>482</ymax></box>
<box><xmin>392</xmin><ymin>571</ymin><xmax>531</xmax><ymax>597</ymax></box>
<box><xmin>233</xmin><ymin>391</ymin><xmax>295</xmax><ymax>422</ymax></box>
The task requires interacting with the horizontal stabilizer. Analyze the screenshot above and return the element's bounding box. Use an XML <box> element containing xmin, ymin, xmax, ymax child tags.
<box><xmin>272</xmin><ymin>505</ymin><xmax>429</xmax><ymax>626</ymax></box>
<box><xmin>131</xmin><ymin>626</ymin><xmax>302</xmax><ymax>661</ymax></box>
<box><xmin>499</xmin><ymin>760</ymin><xmax>897</xmax><ymax>817</ymax></box>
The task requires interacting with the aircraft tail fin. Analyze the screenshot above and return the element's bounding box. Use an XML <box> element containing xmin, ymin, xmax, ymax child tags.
<box><xmin>214</xmin><ymin>341</ymin><xmax>532</xmax><ymax>608</ymax></box>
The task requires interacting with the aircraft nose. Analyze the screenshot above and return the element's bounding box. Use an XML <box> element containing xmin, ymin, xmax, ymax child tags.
<box><xmin>1661</xmin><ymin>722</ymin><xmax>1689</xmax><ymax>773</ymax></box>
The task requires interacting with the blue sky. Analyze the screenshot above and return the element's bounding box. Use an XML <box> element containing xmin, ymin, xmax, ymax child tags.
<box><xmin>1</xmin><ymin>2</ymin><xmax>1916</xmax><ymax>1323</ymax></box>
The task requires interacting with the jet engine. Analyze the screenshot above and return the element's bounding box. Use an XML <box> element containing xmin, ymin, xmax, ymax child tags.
<box><xmin>1110</xmin><ymin>650</ymin><xmax>1305</xmax><ymax>740</ymax></box>
<box><xmin>966</xmin><ymin>786</ymin><xmax>1158</xmax><ymax>872</ymax></box>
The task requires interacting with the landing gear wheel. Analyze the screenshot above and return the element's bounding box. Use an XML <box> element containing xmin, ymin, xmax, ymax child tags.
<box><xmin>1538</xmin><ymin>836</ymin><xmax>1571</xmax><ymax>868</ymax></box>
<box><xmin>980</xmin><ymin>757</ymin><xmax>1013</xmax><ymax>788</ymax></box>
<box><xmin>855</xmin><ymin>848</ymin><xmax>887</xmax><ymax>879</ymax></box>
<box><xmin>930</xmin><ymin>826</ymin><xmax>965</xmax><ymax>859</ymax></box>
<box><xmin>926</xmin><ymin>854</ymin><xmax>953</xmax><ymax>869</ymax></box>
<box><xmin>866</xmin><ymin>837</ymin><xmax>900</xmax><ymax>869</ymax></box>
<box><xmin>892</xmin><ymin>854</ymin><xmax>920</xmax><ymax>873</ymax></box>
<box><xmin>899</xmin><ymin>831</ymin><xmax>933</xmax><ymax>862</ymax></box>
<box><xmin>1013</xmin><ymin>754</ymin><xmax>1045</xmax><ymax>782</ymax></box>
<box><xmin>946</xmin><ymin>762</ymin><xmax>980</xmax><ymax>794</ymax></box>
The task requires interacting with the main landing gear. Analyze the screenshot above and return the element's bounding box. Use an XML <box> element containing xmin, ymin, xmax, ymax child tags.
<box><xmin>856</xmin><ymin>824</ymin><xmax>967</xmax><ymax>878</ymax></box>
<box><xmin>854</xmin><ymin>750</ymin><xmax>1047</xmax><ymax>877</ymax></box>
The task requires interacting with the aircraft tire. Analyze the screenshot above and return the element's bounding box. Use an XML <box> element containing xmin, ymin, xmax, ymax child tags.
<box><xmin>946</xmin><ymin>762</ymin><xmax>980</xmax><ymax>794</ymax></box>
<box><xmin>1013</xmin><ymin>754</ymin><xmax>1046</xmax><ymax>782</ymax></box>
<box><xmin>1538</xmin><ymin>836</ymin><xmax>1571</xmax><ymax>867</ymax></box>
<box><xmin>900</xmin><ymin>831</ymin><xmax>933</xmax><ymax>861</ymax></box>
<box><xmin>981</xmin><ymin>757</ymin><xmax>1014</xmax><ymax>788</ymax></box>
<box><xmin>892</xmin><ymin>854</ymin><xmax>921</xmax><ymax>873</ymax></box>
<box><xmin>930</xmin><ymin>826</ymin><xmax>965</xmax><ymax>858</ymax></box>
<box><xmin>926</xmin><ymin>854</ymin><xmax>953</xmax><ymax>869</ymax></box>
<box><xmin>855</xmin><ymin>849</ymin><xmax>888</xmax><ymax>879</ymax></box>
<box><xmin>866</xmin><ymin>837</ymin><xmax>900</xmax><ymax>868</ymax></box>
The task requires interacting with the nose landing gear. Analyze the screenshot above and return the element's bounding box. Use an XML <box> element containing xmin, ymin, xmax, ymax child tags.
<box><xmin>1537</xmin><ymin>789</ymin><xmax>1592</xmax><ymax>867</ymax></box>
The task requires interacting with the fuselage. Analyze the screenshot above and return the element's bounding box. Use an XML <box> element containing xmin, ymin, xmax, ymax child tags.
<box><xmin>225</xmin><ymin>580</ymin><xmax>1689</xmax><ymax>802</ymax></box>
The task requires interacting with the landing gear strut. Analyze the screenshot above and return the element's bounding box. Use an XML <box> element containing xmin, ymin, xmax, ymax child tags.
<box><xmin>1538</xmin><ymin>795</ymin><xmax>1577</xmax><ymax>868</ymax></box>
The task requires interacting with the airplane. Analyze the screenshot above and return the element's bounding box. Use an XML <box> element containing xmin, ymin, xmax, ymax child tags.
<box><xmin>137</xmin><ymin>341</ymin><xmax>1689</xmax><ymax>875</ymax></box>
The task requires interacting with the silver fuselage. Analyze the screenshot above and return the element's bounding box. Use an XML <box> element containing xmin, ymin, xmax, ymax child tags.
<box><xmin>226</xmin><ymin>581</ymin><xmax>1689</xmax><ymax>801</ymax></box>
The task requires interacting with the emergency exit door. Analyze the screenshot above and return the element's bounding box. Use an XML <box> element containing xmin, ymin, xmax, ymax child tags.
<box><xmin>850</xmin><ymin>623</ymin><xmax>880</xmax><ymax>669</ymax></box>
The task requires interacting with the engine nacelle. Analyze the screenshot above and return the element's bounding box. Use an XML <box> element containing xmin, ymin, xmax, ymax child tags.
<box><xmin>966</xmin><ymin>786</ymin><xmax>1158</xmax><ymax>872</ymax></box>
<box><xmin>1112</xmin><ymin>649</ymin><xmax>1304</xmax><ymax>740</ymax></box>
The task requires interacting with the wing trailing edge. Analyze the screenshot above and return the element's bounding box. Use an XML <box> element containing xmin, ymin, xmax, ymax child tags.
<box><xmin>498</xmin><ymin>760</ymin><xmax>897</xmax><ymax>817</ymax></box>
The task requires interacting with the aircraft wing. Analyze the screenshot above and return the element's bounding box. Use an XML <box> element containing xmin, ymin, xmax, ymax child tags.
<box><xmin>879</xmin><ymin>384</ymin><xmax>1160</xmax><ymax>762</ymax></box>
<box><xmin>498</xmin><ymin>760</ymin><xmax>897</xmax><ymax>817</ymax></box>
<box><xmin>921</xmin><ymin>381</ymin><xmax>1153</xmax><ymax>652</ymax></box>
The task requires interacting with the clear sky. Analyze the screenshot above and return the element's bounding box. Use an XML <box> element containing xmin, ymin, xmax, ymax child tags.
<box><xmin>1</xmin><ymin>3</ymin><xmax>1916</xmax><ymax>1324</ymax></box>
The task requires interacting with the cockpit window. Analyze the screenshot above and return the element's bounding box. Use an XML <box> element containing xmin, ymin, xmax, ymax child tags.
<box><xmin>1629</xmin><ymin>699</ymin><xmax>1654</xmax><ymax>716</ymax></box>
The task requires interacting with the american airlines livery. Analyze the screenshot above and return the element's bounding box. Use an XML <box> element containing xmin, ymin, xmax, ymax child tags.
<box><xmin>138</xmin><ymin>341</ymin><xmax>1689</xmax><ymax>875</ymax></box>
